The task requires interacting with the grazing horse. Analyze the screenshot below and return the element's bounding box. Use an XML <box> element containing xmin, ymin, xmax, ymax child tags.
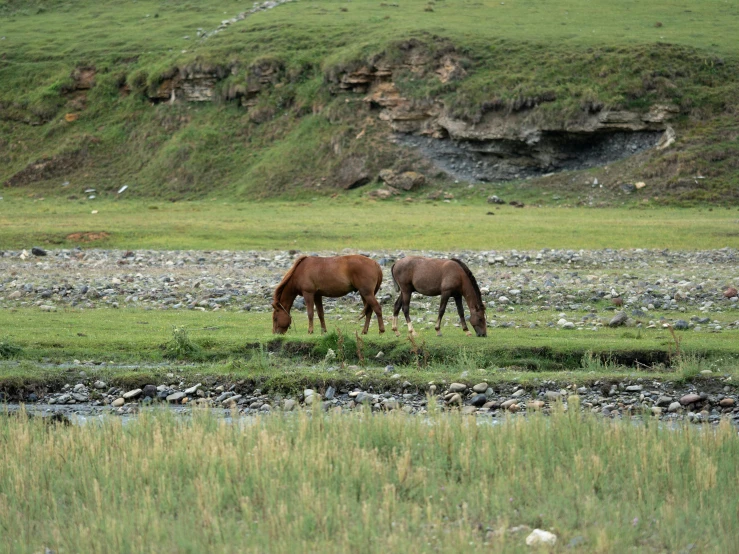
<box><xmin>272</xmin><ymin>255</ymin><xmax>385</xmax><ymax>335</ymax></box>
<box><xmin>391</xmin><ymin>257</ymin><xmax>487</xmax><ymax>337</ymax></box>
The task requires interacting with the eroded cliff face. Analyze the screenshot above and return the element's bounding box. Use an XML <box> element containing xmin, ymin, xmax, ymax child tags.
<box><xmin>4</xmin><ymin>41</ymin><xmax>680</xmax><ymax>190</ymax></box>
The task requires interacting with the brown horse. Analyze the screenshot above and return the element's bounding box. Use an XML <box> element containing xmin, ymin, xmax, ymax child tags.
<box><xmin>391</xmin><ymin>257</ymin><xmax>487</xmax><ymax>337</ymax></box>
<box><xmin>272</xmin><ymin>255</ymin><xmax>385</xmax><ymax>335</ymax></box>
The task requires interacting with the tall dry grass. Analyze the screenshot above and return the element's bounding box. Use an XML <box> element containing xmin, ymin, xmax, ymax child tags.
<box><xmin>1</xmin><ymin>404</ymin><xmax>737</xmax><ymax>553</ymax></box>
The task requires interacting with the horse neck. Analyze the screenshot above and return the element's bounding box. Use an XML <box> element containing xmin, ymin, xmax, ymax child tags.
<box><xmin>461</xmin><ymin>278</ymin><xmax>481</xmax><ymax>312</ymax></box>
<box><xmin>276</xmin><ymin>282</ymin><xmax>298</xmax><ymax>311</ymax></box>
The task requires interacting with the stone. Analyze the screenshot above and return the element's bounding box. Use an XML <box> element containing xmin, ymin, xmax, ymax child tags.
<box><xmin>625</xmin><ymin>385</ymin><xmax>643</xmax><ymax>392</ymax></box>
<box><xmin>123</xmin><ymin>389</ymin><xmax>142</xmax><ymax>400</ymax></box>
<box><xmin>303</xmin><ymin>389</ymin><xmax>315</xmax><ymax>399</ymax></box>
<box><xmin>673</xmin><ymin>319</ymin><xmax>689</xmax><ymax>330</ymax></box>
<box><xmin>668</xmin><ymin>402</ymin><xmax>681</xmax><ymax>413</ymax></box>
<box><xmin>527</xmin><ymin>400</ymin><xmax>545</xmax><ymax>410</ymax></box>
<box><xmin>723</xmin><ymin>287</ymin><xmax>737</xmax><ymax>299</ymax></box>
<box><xmin>679</xmin><ymin>393</ymin><xmax>701</xmax><ymax>406</ymax></box>
<box><xmin>325</xmin><ymin>386</ymin><xmax>336</xmax><ymax>400</ymax></box>
<box><xmin>472</xmin><ymin>382</ymin><xmax>488</xmax><ymax>393</ymax></box>
<box><xmin>656</xmin><ymin>395</ymin><xmax>672</xmax><ymax>407</ymax></box>
<box><xmin>337</xmin><ymin>156</ymin><xmax>370</xmax><ymax>189</ymax></box>
<box><xmin>142</xmin><ymin>385</ymin><xmax>158</xmax><ymax>398</ymax></box>
<box><xmin>609</xmin><ymin>312</ymin><xmax>628</xmax><ymax>327</ymax></box>
<box><xmin>651</xmin><ymin>406</ymin><xmax>663</xmax><ymax>416</ymax></box>
<box><xmin>8</xmin><ymin>291</ymin><xmax>22</xmax><ymax>300</ymax></box>
<box><xmin>223</xmin><ymin>395</ymin><xmax>242</xmax><ymax>407</ymax></box>
<box><xmin>184</xmin><ymin>383</ymin><xmax>201</xmax><ymax>395</ymax></box>
<box><xmin>383</xmin><ymin>399</ymin><xmax>400</xmax><ymax>410</ymax></box>
<box><xmin>111</xmin><ymin>398</ymin><xmax>125</xmax><ymax>407</ymax></box>
<box><xmin>283</xmin><ymin>399</ymin><xmax>296</xmax><ymax>411</ymax></box>
<box><xmin>470</xmin><ymin>394</ymin><xmax>487</xmax><ymax>407</ymax></box>
<box><xmin>487</xmin><ymin>195</ymin><xmax>505</xmax><ymax>204</ymax></box>
<box><xmin>501</xmin><ymin>399</ymin><xmax>518</xmax><ymax>410</ymax></box>
<box><xmin>166</xmin><ymin>392</ymin><xmax>186</xmax><ymax>403</ymax></box>
<box><xmin>544</xmin><ymin>391</ymin><xmax>562</xmax><ymax>401</ymax></box>
<box><xmin>355</xmin><ymin>392</ymin><xmax>372</xmax><ymax>404</ymax></box>
<box><xmin>482</xmin><ymin>401</ymin><xmax>500</xmax><ymax>410</ymax></box>
<box><xmin>526</xmin><ymin>529</ymin><xmax>557</xmax><ymax>547</ymax></box>
<box><xmin>447</xmin><ymin>393</ymin><xmax>462</xmax><ymax>405</ymax></box>
<box><xmin>512</xmin><ymin>389</ymin><xmax>526</xmax><ymax>398</ymax></box>
<box><xmin>93</xmin><ymin>380</ymin><xmax>107</xmax><ymax>390</ymax></box>
<box><xmin>719</xmin><ymin>398</ymin><xmax>735</xmax><ymax>408</ymax></box>
<box><xmin>304</xmin><ymin>393</ymin><xmax>321</xmax><ymax>405</ymax></box>
<box><xmin>449</xmin><ymin>383</ymin><xmax>467</xmax><ymax>393</ymax></box>
<box><xmin>461</xmin><ymin>406</ymin><xmax>478</xmax><ymax>415</ymax></box>
<box><xmin>31</xmin><ymin>247</ymin><xmax>47</xmax><ymax>256</ymax></box>
<box><xmin>378</xmin><ymin>169</ymin><xmax>426</xmax><ymax>191</ymax></box>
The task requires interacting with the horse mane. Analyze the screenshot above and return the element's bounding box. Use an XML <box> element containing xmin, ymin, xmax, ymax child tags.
<box><xmin>273</xmin><ymin>255</ymin><xmax>308</xmax><ymax>304</ymax></box>
<box><xmin>451</xmin><ymin>258</ymin><xmax>485</xmax><ymax>311</ymax></box>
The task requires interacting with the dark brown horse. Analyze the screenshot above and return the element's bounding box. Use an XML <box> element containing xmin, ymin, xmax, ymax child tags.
<box><xmin>272</xmin><ymin>255</ymin><xmax>385</xmax><ymax>335</ymax></box>
<box><xmin>391</xmin><ymin>257</ymin><xmax>487</xmax><ymax>337</ymax></box>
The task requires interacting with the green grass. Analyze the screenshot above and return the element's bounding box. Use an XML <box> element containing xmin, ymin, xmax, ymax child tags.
<box><xmin>1</xmin><ymin>0</ymin><xmax>739</xmax><ymax>201</ymax></box>
<box><xmin>1</xmin><ymin>198</ymin><xmax>738</xmax><ymax>250</ymax></box>
<box><xmin>1</xmin><ymin>407</ymin><xmax>738</xmax><ymax>552</ymax></box>
<box><xmin>1</xmin><ymin>307</ymin><xmax>738</xmax><ymax>394</ymax></box>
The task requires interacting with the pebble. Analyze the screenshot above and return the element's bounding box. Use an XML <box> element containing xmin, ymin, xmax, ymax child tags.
<box><xmin>122</xmin><ymin>389</ymin><xmax>142</xmax><ymax>400</ymax></box>
<box><xmin>544</xmin><ymin>391</ymin><xmax>562</xmax><ymax>401</ymax></box>
<box><xmin>668</xmin><ymin>401</ymin><xmax>682</xmax><ymax>413</ymax></box>
<box><xmin>512</xmin><ymin>389</ymin><xmax>526</xmax><ymax>398</ymax></box>
<box><xmin>472</xmin><ymin>382</ymin><xmax>488</xmax><ymax>393</ymax></box>
<box><xmin>470</xmin><ymin>394</ymin><xmax>487</xmax><ymax>407</ymax></box>
<box><xmin>184</xmin><ymin>383</ymin><xmax>201</xmax><ymax>395</ymax></box>
<box><xmin>719</xmin><ymin>398</ymin><xmax>735</xmax><ymax>407</ymax></box>
<box><xmin>447</xmin><ymin>393</ymin><xmax>462</xmax><ymax>405</ymax></box>
<box><xmin>449</xmin><ymin>383</ymin><xmax>467</xmax><ymax>393</ymax></box>
<box><xmin>93</xmin><ymin>380</ymin><xmax>107</xmax><ymax>389</ymax></box>
<box><xmin>166</xmin><ymin>392</ymin><xmax>186</xmax><ymax>403</ymax></box>
<box><xmin>526</xmin><ymin>529</ymin><xmax>557</xmax><ymax>546</ymax></box>
<box><xmin>625</xmin><ymin>385</ymin><xmax>643</xmax><ymax>392</ymax></box>
<box><xmin>111</xmin><ymin>398</ymin><xmax>125</xmax><ymax>407</ymax></box>
<box><xmin>283</xmin><ymin>399</ymin><xmax>296</xmax><ymax>411</ymax></box>
<box><xmin>680</xmin><ymin>393</ymin><xmax>701</xmax><ymax>405</ymax></box>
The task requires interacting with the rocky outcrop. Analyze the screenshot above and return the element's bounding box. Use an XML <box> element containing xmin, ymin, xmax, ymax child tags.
<box><xmin>149</xmin><ymin>63</ymin><xmax>231</xmax><ymax>103</ymax></box>
<box><xmin>378</xmin><ymin>169</ymin><xmax>426</xmax><ymax>191</ymax></box>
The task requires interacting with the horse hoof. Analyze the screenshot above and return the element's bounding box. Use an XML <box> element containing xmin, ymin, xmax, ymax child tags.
<box><xmin>436</xmin><ymin>331</ymin><xmax>443</xmax><ymax>337</ymax></box>
<box><xmin>465</xmin><ymin>331</ymin><xmax>472</xmax><ymax>337</ymax></box>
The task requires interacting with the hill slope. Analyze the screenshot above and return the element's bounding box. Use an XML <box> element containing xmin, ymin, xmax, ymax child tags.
<box><xmin>1</xmin><ymin>0</ymin><xmax>738</xmax><ymax>204</ymax></box>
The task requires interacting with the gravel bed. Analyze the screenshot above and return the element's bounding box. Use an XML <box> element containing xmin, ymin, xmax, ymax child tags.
<box><xmin>6</xmin><ymin>374</ymin><xmax>738</xmax><ymax>426</ymax></box>
<box><xmin>1</xmin><ymin>248</ymin><xmax>738</xmax><ymax>332</ymax></box>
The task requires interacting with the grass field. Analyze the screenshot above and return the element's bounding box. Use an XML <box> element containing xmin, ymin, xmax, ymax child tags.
<box><xmin>1</xmin><ymin>305</ymin><xmax>738</xmax><ymax>394</ymax></box>
<box><xmin>2</xmin><ymin>198</ymin><xmax>738</xmax><ymax>251</ymax></box>
<box><xmin>1</xmin><ymin>407</ymin><xmax>738</xmax><ymax>553</ymax></box>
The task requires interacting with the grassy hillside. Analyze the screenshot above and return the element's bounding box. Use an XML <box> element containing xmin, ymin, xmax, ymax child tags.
<box><xmin>1</xmin><ymin>0</ymin><xmax>739</xmax><ymax>202</ymax></box>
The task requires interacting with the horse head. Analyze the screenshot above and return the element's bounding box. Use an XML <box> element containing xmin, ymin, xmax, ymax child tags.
<box><xmin>272</xmin><ymin>302</ymin><xmax>292</xmax><ymax>334</ymax></box>
<box><xmin>469</xmin><ymin>304</ymin><xmax>487</xmax><ymax>337</ymax></box>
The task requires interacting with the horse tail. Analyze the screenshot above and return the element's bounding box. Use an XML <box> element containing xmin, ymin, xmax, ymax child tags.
<box><xmin>273</xmin><ymin>255</ymin><xmax>308</xmax><ymax>305</ymax></box>
<box><xmin>451</xmin><ymin>258</ymin><xmax>484</xmax><ymax>311</ymax></box>
<box><xmin>390</xmin><ymin>262</ymin><xmax>400</xmax><ymax>292</ymax></box>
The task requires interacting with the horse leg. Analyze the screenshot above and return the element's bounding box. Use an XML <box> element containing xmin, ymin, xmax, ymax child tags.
<box><xmin>401</xmin><ymin>291</ymin><xmax>415</xmax><ymax>336</ymax></box>
<box><xmin>392</xmin><ymin>295</ymin><xmax>404</xmax><ymax>337</ymax></box>
<box><xmin>304</xmin><ymin>292</ymin><xmax>315</xmax><ymax>334</ymax></box>
<box><xmin>315</xmin><ymin>294</ymin><xmax>327</xmax><ymax>334</ymax></box>
<box><xmin>435</xmin><ymin>292</ymin><xmax>451</xmax><ymax>337</ymax></box>
<box><xmin>454</xmin><ymin>294</ymin><xmax>472</xmax><ymax>337</ymax></box>
<box><xmin>367</xmin><ymin>295</ymin><xmax>385</xmax><ymax>334</ymax></box>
